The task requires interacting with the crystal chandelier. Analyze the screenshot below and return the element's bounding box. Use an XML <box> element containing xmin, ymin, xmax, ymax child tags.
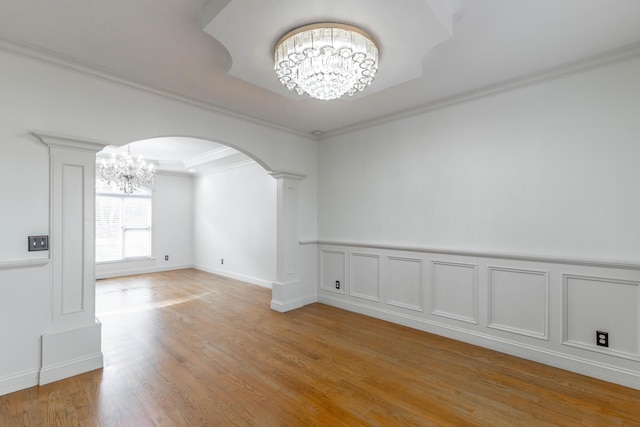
<box><xmin>274</xmin><ymin>23</ymin><xmax>379</xmax><ymax>101</ymax></box>
<box><xmin>99</xmin><ymin>146</ymin><xmax>155</xmax><ymax>194</ymax></box>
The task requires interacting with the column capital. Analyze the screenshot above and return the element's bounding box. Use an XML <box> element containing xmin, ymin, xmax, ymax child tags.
<box><xmin>33</xmin><ymin>132</ymin><xmax>109</xmax><ymax>153</ymax></box>
<box><xmin>269</xmin><ymin>171</ymin><xmax>306</xmax><ymax>181</ymax></box>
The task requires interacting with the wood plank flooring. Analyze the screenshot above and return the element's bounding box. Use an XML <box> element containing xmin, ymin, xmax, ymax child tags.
<box><xmin>1</xmin><ymin>268</ymin><xmax>639</xmax><ymax>426</ymax></box>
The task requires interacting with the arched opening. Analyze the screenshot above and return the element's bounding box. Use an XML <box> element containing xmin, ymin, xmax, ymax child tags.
<box><xmin>94</xmin><ymin>135</ymin><xmax>281</xmax><ymax>299</ymax></box>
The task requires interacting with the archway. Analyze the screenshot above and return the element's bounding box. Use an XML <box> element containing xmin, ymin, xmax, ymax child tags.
<box><xmin>34</xmin><ymin>131</ymin><xmax>308</xmax><ymax>387</ymax></box>
<box><xmin>95</xmin><ymin>135</ymin><xmax>305</xmax><ymax>312</ymax></box>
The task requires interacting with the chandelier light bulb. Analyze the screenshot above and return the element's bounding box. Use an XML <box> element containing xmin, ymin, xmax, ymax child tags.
<box><xmin>274</xmin><ymin>23</ymin><xmax>379</xmax><ymax>101</ymax></box>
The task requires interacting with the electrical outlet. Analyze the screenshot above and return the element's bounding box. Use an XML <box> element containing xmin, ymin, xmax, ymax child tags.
<box><xmin>221</xmin><ymin>258</ymin><xmax>224</xmax><ymax>264</ymax></box>
<box><xmin>596</xmin><ymin>331</ymin><xmax>609</xmax><ymax>348</ymax></box>
<box><xmin>335</xmin><ymin>280</ymin><xmax>340</xmax><ymax>289</ymax></box>
<box><xmin>165</xmin><ymin>255</ymin><xmax>169</xmax><ymax>261</ymax></box>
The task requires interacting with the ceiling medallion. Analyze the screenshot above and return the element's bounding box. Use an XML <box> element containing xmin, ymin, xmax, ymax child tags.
<box><xmin>274</xmin><ymin>23</ymin><xmax>379</xmax><ymax>101</ymax></box>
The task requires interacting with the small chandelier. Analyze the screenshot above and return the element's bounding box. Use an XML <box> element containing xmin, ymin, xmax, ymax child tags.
<box><xmin>274</xmin><ymin>23</ymin><xmax>379</xmax><ymax>101</ymax></box>
<box><xmin>99</xmin><ymin>146</ymin><xmax>155</xmax><ymax>194</ymax></box>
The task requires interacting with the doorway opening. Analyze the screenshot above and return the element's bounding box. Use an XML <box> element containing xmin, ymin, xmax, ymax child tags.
<box><xmin>95</xmin><ymin>136</ymin><xmax>278</xmax><ymax>316</ymax></box>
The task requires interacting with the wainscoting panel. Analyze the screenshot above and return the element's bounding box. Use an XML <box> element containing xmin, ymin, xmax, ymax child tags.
<box><xmin>488</xmin><ymin>266</ymin><xmax>548</xmax><ymax>340</ymax></box>
<box><xmin>431</xmin><ymin>260</ymin><xmax>477</xmax><ymax>324</ymax></box>
<box><xmin>564</xmin><ymin>274</ymin><xmax>639</xmax><ymax>358</ymax></box>
<box><xmin>350</xmin><ymin>252</ymin><xmax>381</xmax><ymax>302</ymax></box>
<box><xmin>314</xmin><ymin>241</ymin><xmax>640</xmax><ymax>389</ymax></box>
<box><xmin>386</xmin><ymin>256</ymin><xmax>423</xmax><ymax>312</ymax></box>
<box><xmin>320</xmin><ymin>249</ymin><xmax>346</xmax><ymax>294</ymax></box>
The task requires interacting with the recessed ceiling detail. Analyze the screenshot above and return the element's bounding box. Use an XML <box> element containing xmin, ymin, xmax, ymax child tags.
<box><xmin>3</xmin><ymin>1</ymin><xmax>640</xmax><ymax>134</ymax></box>
<box><xmin>97</xmin><ymin>137</ymin><xmax>254</xmax><ymax>175</ymax></box>
<box><xmin>202</xmin><ymin>0</ymin><xmax>453</xmax><ymax>100</ymax></box>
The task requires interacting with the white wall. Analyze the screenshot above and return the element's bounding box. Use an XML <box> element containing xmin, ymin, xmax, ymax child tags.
<box><xmin>317</xmin><ymin>57</ymin><xmax>640</xmax><ymax>389</ymax></box>
<box><xmin>0</xmin><ymin>264</ymin><xmax>50</xmax><ymax>387</ymax></box>
<box><xmin>194</xmin><ymin>162</ymin><xmax>276</xmax><ymax>287</ymax></box>
<box><xmin>319</xmin><ymin>57</ymin><xmax>640</xmax><ymax>261</ymax></box>
<box><xmin>0</xmin><ymin>49</ymin><xmax>317</xmax><ymax>395</ymax></box>
<box><xmin>96</xmin><ymin>172</ymin><xmax>195</xmax><ymax>279</ymax></box>
<box><xmin>0</xmin><ymin>49</ymin><xmax>316</xmax><ymax>265</ymax></box>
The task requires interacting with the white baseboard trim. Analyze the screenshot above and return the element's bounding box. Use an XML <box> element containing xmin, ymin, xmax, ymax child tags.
<box><xmin>194</xmin><ymin>264</ymin><xmax>273</xmax><ymax>289</ymax></box>
<box><xmin>39</xmin><ymin>353</ymin><xmax>104</xmax><ymax>386</ymax></box>
<box><xmin>0</xmin><ymin>369</ymin><xmax>39</xmax><ymax>396</ymax></box>
<box><xmin>319</xmin><ymin>295</ymin><xmax>640</xmax><ymax>390</ymax></box>
<box><xmin>271</xmin><ymin>295</ymin><xmax>318</xmax><ymax>313</ymax></box>
<box><xmin>96</xmin><ymin>264</ymin><xmax>193</xmax><ymax>279</ymax></box>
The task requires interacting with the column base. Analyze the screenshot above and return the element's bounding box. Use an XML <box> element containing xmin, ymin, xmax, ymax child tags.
<box><xmin>39</xmin><ymin>320</ymin><xmax>103</xmax><ymax>385</ymax></box>
<box><xmin>270</xmin><ymin>281</ymin><xmax>317</xmax><ymax>312</ymax></box>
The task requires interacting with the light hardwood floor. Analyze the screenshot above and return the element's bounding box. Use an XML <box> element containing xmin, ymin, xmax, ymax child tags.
<box><xmin>1</xmin><ymin>268</ymin><xmax>639</xmax><ymax>426</ymax></box>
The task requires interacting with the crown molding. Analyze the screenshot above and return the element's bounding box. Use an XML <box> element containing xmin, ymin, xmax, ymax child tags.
<box><xmin>5</xmin><ymin>37</ymin><xmax>640</xmax><ymax>142</ymax></box>
<box><xmin>193</xmin><ymin>159</ymin><xmax>257</xmax><ymax>177</ymax></box>
<box><xmin>155</xmin><ymin>160</ymin><xmax>183</xmax><ymax>167</ymax></box>
<box><xmin>322</xmin><ymin>42</ymin><xmax>640</xmax><ymax>139</ymax></box>
<box><xmin>0</xmin><ymin>37</ymin><xmax>313</xmax><ymax>140</ymax></box>
<box><xmin>155</xmin><ymin>170</ymin><xmax>194</xmax><ymax>178</ymax></box>
<box><xmin>183</xmin><ymin>147</ymin><xmax>237</xmax><ymax>168</ymax></box>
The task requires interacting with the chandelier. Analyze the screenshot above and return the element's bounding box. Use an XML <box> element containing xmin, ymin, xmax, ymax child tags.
<box><xmin>274</xmin><ymin>23</ymin><xmax>379</xmax><ymax>101</ymax></box>
<box><xmin>99</xmin><ymin>146</ymin><xmax>155</xmax><ymax>194</ymax></box>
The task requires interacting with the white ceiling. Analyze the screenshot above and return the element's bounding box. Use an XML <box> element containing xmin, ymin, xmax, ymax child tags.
<box><xmin>2</xmin><ymin>0</ymin><xmax>640</xmax><ymax>162</ymax></box>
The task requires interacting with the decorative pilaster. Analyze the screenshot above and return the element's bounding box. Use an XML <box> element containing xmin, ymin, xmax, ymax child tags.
<box><xmin>34</xmin><ymin>132</ymin><xmax>106</xmax><ymax>385</ymax></box>
<box><xmin>269</xmin><ymin>171</ymin><xmax>306</xmax><ymax>312</ymax></box>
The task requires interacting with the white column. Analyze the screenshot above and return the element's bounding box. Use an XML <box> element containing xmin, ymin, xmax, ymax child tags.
<box><xmin>269</xmin><ymin>171</ymin><xmax>306</xmax><ymax>312</ymax></box>
<box><xmin>34</xmin><ymin>133</ymin><xmax>106</xmax><ymax>385</ymax></box>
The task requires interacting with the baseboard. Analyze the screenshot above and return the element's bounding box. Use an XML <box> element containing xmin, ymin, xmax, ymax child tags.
<box><xmin>0</xmin><ymin>369</ymin><xmax>39</xmax><ymax>396</ymax></box>
<box><xmin>39</xmin><ymin>353</ymin><xmax>104</xmax><ymax>386</ymax></box>
<box><xmin>194</xmin><ymin>264</ymin><xmax>273</xmax><ymax>289</ymax></box>
<box><xmin>96</xmin><ymin>264</ymin><xmax>193</xmax><ymax>279</ymax></box>
<box><xmin>271</xmin><ymin>295</ymin><xmax>318</xmax><ymax>313</ymax></box>
<box><xmin>319</xmin><ymin>295</ymin><xmax>640</xmax><ymax>391</ymax></box>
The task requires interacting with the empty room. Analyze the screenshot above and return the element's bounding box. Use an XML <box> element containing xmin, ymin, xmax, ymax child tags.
<box><xmin>1</xmin><ymin>0</ymin><xmax>640</xmax><ymax>425</ymax></box>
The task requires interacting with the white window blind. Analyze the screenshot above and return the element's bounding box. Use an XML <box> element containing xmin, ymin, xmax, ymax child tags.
<box><xmin>96</xmin><ymin>193</ymin><xmax>152</xmax><ymax>262</ymax></box>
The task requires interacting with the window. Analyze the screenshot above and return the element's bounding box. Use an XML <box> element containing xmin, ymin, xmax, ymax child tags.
<box><xmin>96</xmin><ymin>183</ymin><xmax>152</xmax><ymax>262</ymax></box>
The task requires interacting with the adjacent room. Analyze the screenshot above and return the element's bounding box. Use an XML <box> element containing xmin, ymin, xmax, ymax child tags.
<box><xmin>1</xmin><ymin>0</ymin><xmax>640</xmax><ymax>424</ymax></box>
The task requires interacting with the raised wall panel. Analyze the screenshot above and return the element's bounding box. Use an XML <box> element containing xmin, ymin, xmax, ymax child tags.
<box><xmin>488</xmin><ymin>266</ymin><xmax>548</xmax><ymax>340</ymax></box>
<box><xmin>320</xmin><ymin>250</ymin><xmax>346</xmax><ymax>294</ymax></box>
<box><xmin>431</xmin><ymin>260</ymin><xmax>477</xmax><ymax>324</ymax></box>
<box><xmin>48</xmin><ymin>144</ymin><xmax>100</xmax><ymax>331</ymax></box>
<box><xmin>386</xmin><ymin>256</ymin><xmax>423</xmax><ymax>312</ymax></box>
<box><xmin>564</xmin><ymin>274</ymin><xmax>639</xmax><ymax>358</ymax></box>
<box><xmin>350</xmin><ymin>252</ymin><xmax>381</xmax><ymax>302</ymax></box>
<box><xmin>315</xmin><ymin>241</ymin><xmax>640</xmax><ymax>390</ymax></box>
<box><xmin>61</xmin><ymin>164</ymin><xmax>85</xmax><ymax>314</ymax></box>
<box><xmin>284</xmin><ymin>186</ymin><xmax>296</xmax><ymax>276</ymax></box>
